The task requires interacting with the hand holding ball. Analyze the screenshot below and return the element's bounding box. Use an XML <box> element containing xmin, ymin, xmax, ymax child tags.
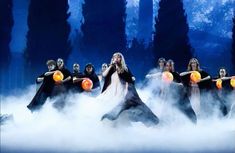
<box><xmin>53</xmin><ymin>70</ymin><xmax>64</xmax><ymax>82</ymax></box>
<box><xmin>230</xmin><ymin>77</ymin><xmax>235</xmax><ymax>88</ymax></box>
<box><xmin>82</xmin><ymin>78</ymin><xmax>93</xmax><ymax>91</ymax></box>
<box><xmin>216</xmin><ymin>79</ymin><xmax>222</xmax><ymax>89</ymax></box>
<box><xmin>162</xmin><ymin>71</ymin><xmax>174</xmax><ymax>83</ymax></box>
<box><xmin>190</xmin><ymin>71</ymin><xmax>201</xmax><ymax>83</ymax></box>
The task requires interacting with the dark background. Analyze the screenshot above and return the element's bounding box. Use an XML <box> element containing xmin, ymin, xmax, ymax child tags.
<box><xmin>0</xmin><ymin>0</ymin><xmax>234</xmax><ymax>95</ymax></box>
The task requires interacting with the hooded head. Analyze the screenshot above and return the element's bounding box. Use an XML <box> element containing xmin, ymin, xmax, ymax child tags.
<box><xmin>84</xmin><ymin>63</ymin><xmax>95</xmax><ymax>75</ymax></box>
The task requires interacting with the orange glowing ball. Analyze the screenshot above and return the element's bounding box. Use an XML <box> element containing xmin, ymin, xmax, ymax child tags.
<box><xmin>230</xmin><ymin>77</ymin><xmax>235</xmax><ymax>88</ymax></box>
<box><xmin>190</xmin><ymin>71</ymin><xmax>201</xmax><ymax>83</ymax></box>
<box><xmin>162</xmin><ymin>71</ymin><xmax>174</xmax><ymax>83</ymax></box>
<box><xmin>82</xmin><ymin>78</ymin><xmax>93</xmax><ymax>91</ymax></box>
<box><xmin>53</xmin><ymin>70</ymin><xmax>64</xmax><ymax>82</ymax></box>
<box><xmin>216</xmin><ymin>79</ymin><xmax>222</xmax><ymax>89</ymax></box>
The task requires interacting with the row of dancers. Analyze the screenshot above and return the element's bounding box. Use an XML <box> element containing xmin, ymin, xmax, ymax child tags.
<box><xmin>146</xmin><ymin>58</ymin><xmax>234</xmax><ymax>118</ymax></box>
<box><xmin>27</xmin><ymin>53</ymin><xmax>235</xmax><ymax>126</ymax></box>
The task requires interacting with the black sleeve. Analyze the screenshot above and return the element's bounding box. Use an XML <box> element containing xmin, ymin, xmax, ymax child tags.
<box><xmin>93</xmin><ymin>74</ymin><xmax>100</xmax><ymax>89</ymax></box>
<box><xmin>78</xmin><ymin>73</ymin><xmax>84</xmax><ymax>78</ymax></box>
<box><xmin>63</xmin><ymin>69</ymin><xmax>72</xmax><ymax>79</ymax></box>
<box><xmin>124</xmin><ymin>67</ymin><xmax>135</xmax><ymax>84</ymax></box>
<box><xmin>180</xmin><ymin>73</ymin><xmax>191</xmax><ymax>86</ymax></box>
<box><xmin>172</xmin><ymin>72</ymin><xmax>181</xmax><ymax>83</ymax></box>
<box><xmin>198</xmin><ymin>70</ymin><xmax>212</xmax><ymax>90</ymax></box>
<box><xmin>127</xmin><ymin>67</ymin><xmax>134</xmax><ymax>78</ymax></box>
<box><xmin>200</xmin><ymin>70</ymin><xmax>209</xmax><ymax>79</ymax></box>
<box><xmin>101</xmin><ymin>67</ymin><xmax>115</xmax><ymax>93</ymax></box>
<box><xmin>36</xmin><ymin>73</ymin><xmax>45</xmax><ymax>84</ymax></box>
<box><xmin>223</xmin><ymin>79</ymin><xmax>233</xmax><ymax>90</ymax></box>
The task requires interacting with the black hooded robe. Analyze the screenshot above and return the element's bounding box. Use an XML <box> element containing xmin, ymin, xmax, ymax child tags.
<box><xmin>71</xmin><ymin>71</ymin><xmax>84</xmax><ymax>93</ymax></box>
<box><xmin>83</xmin><ymin>66</ymin><xmax>100</xmax><ymax>90</ymax></box>
<box><xmin>101</xmin><ymin>66</ymin><xmax>159</xmax><ymax>126</ymax></box>
<box><xmin>212</xmin><ymin>77</ymin><xmax>233</xmax><ymax>115</ymax></box>
<box><xmin>181</xmin><ymin>70</ymin><xmax>227</xmax><ymax>116</ymax></box>
<box><xmin>166</xmin><ymin>71</ymin><xmax>197</xmax><ymax>123</ymax></box>
<box><xmin>51</xmin><ymin>67</ymin><xmax>72</xmax><ymax>110</ymax></box>
<box><xmin>27</xmin><ymin>71</ymin><xmax>56</xmax><ymax>112</ymax></box>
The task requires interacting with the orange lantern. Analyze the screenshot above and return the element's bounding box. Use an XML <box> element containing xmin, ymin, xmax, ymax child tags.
<box><xmin>53</xmin><ymin>70</ymin><xmax>64</xmax><ymax>82</ymax></box>
<box><xmin>162</xmin><ymin>71</ymin><xmax>174</xmax><ymax>83</ymax></box>
<box><xmin>230</xmin><ymin>77</ymin><xmax>235</xmax><ymax>88</ymax></box>
<box><xmin>82</xmin><ymin>78</ymin><xmax>93</xmax><ymax>91</ymax></box>
<box><xmin>216</xmin><ymin>79</ymin><xmax>222</xmax><ymax>89</ymax></box>
<box><xmin>190</xmin><ymin>71</ymin><xmax>201</xmax><ymax>83</ymax></box>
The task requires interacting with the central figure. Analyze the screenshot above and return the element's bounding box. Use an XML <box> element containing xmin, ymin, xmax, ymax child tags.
<box><xmin>101</xmin><ymin>52</ymin><xmax>159</xmax><ymax>126</ymax></box>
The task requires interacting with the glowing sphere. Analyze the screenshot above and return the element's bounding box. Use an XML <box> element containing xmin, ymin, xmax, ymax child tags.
<box><xmin>216</xmin><ymin>79</ymin><xmax>222</xmax><ymax>89</ymax></box>
<box><xmin>230</xmin><ymin>77</ymin><xmax>235</xmax><ymax>88</ymax></box>
<box><xmin>53</xmin><ymin>70</ymin><xmax>64</xmax><ymax>82</ymax></box>
<box><xmin>82</xmin><ymin>78</ymin><xmax>93</xmax><ymax>91</ymax></box>
<box><xmin>162</xmin><ymin>71</ymin><xmax>174</xmax><ymax>83</ymax></box>
<box><xmin>190</xmin><ymin>71</ymin><xmax>201</xmax><ymax>83</ymax></box>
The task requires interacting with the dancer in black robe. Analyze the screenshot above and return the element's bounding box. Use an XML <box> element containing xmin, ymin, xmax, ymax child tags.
<box><xmin>213</xmin><ymin>68</ymin><xmax>234</xmax><ymax>114</ymax></box>
<box><xmin>54</xmin><ymin>58</ymin><xmax>72</xmax><ymax>93</ymax></box>
<box><xmin>101</xmin><ymin>52</ymin><xmax>159</xmax><ymax>126</ymax></box>
<box><xmin>83</xmin><ymin>63</ymin><xmax>100</xmax><ymax>90</ymax></box>
<box><xmin>51</xmin><ymin>58</ymin><xmax>72</xmax><ymax>110</ymax></box>
<box><xmin>180</xmin><ymin>58</ymin><xmax>227</xmax><ymax>117</ymax></box>
<box><xmin>27</xmin><ymin>60</ymin><xmax>57</xmax><ymax>112</ymax></box>
<box><xmin>212</xmin><ymin>67</ymin><xmax>233</xmax><ymax>92</ymax></box>
<box><xmin>71</xmin><ymin>63</ymin><xmax>84</xmax><ymax>93</ymax></box>
<box><xmin>163</xmin><ymin>60</ymin><xmax>197</xmax><ymax>123</ymax></box>
<box><xmin>145</xmin><ymin>57</ymin><xmax>166</xmax><ymax>79</ymax></box>
<box><xmin>143</xmin><ymin>58</ymin><xmax>166</xmax><ymax>96</ymax></box>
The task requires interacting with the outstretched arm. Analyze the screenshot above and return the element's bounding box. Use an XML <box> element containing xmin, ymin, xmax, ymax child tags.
<box><xmin>213</xmin><ymin>76</ymin><xmax>235</xmax><ymax>81</ymax></box>
<box><xmin>199</xmin><ymin>76</ymin><xmax>211</xmax><ymax>82</ymax></box>
<box><xmin>62</xmin><ymin>76</ymin><xmax>71</xmax><ymax>83</ymax></box>
<box><xmin>73</xmin><ymin>77</ymin><xmax>85</xmax><ymax>83</ymax></box>
<box><xmin>145</xmin><ymin>72</ymin><xmax>162</xmax><ymax>79</ymax></box>
<box><xmin>221</xmin><ymin>76</ymin><xmax>234</xmax><ymax>80</ymax></box>
<box><xmin>36</xmin><ymin>77</ymin><xmax>44</xmax><ymax>83</ymax></box>
<box><xmin>180</xmin><ymin>71</ymin><xmax>192</xmax><ymax>76</ymax></box>
<box><xmin>44</xmin><ymin>71</ymin><xmax>56</xmax><ymax>76</ymax></box>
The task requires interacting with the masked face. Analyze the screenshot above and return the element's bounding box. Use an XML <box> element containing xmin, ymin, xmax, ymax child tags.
<box><xmin>219</xmin><ymin>69</ymin><xmax>226</xmax><ymax>78</ymax></box>
<box><xmin>57</xmin><ymin>59</ymin><xmax>64</xmax><ymax>69</ymax></box>
<box><xmin>102</xmin><ymin>64</ymin><xmax>108</xmax><ymax>72</ymax></box>
<box><xmin>73</xmin><ymin>64</ymin><xmax>80</xmax><ymax>72</ymax></box>
<box><xmin>48</xmin><ymin>64</ymin><xmax>55</xmax><ymax>71</ymax></box>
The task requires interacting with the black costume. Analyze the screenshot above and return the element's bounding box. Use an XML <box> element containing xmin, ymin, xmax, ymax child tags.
<box><xmin>52</xmin><ymin>67</ymin><xmax>72</xmax><ymax>110</ymax></box>
<box><xmin>83</xmin><ymin>64</ymin><xmax>100</xmax><ymax>90</ymax></box>
<box><xmin>212</xmin><ymin>77</ymin><xmax>233</xmax><ymax>115</ymax></box>
<box><xmin>181</xmin><ymin>70</ymin><xmax>227</xmax><ymax>116</ymax></box>
<box><xmin>27</xmin><ymin>69</ymin><xmax>56</xmax><ymax>111</ymax></box>
<box><xmin>101</xmin><ymin>66</ymin><xmax>159</xmax><ymax>126</ymax></box>
<box><xmin>167</xmin><ymin>71</ymin><xmax>197</xmax><ymax>123</ymax></box>
<box><xmin>181</xmin><ymin>70</ymin><xmax>211</xmax><ymax>89</ymax></box>
<box><xmin>71</xmin><ymin>71</ymin><xmax>84</xmax><ymax>93</ymax></box>
<box><xmin>212</xmin><ymin>77</ymin><xmax>233</xmax><ymax>93</ymax></box>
